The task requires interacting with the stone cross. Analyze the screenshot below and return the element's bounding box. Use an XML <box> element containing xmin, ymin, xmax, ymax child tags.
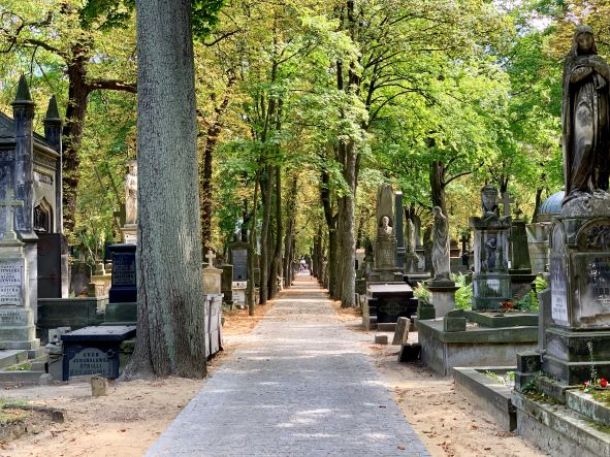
<box><xmin>205</xmin><ymin>250</ymin><xmax>216</xmax><ymax>268</ymax></box>
<box><xmin>0</xmin><ymin>188</ymin><xmax>23</xmax><ymax>241</ymax></box>
<box><xmin>502</xmin><ymin>192</ymin><xmax>514</xmax><ymax>218</ymax></box>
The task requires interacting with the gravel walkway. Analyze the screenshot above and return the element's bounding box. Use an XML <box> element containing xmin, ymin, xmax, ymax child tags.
<box><xmin>146</xmin><ymin>274</ymin><xmax>430</xmax><ymax>457</ymax></box>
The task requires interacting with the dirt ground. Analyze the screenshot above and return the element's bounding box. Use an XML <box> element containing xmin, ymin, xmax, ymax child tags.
<box><xmin>368</xmin><ymin>338</ymin><xmax>548</xmax><ymax>457</ymax></box>
<box><xmin>0</xmin><ymin>294</ymin><xmax>549</xmax><ymax>457</ymax></box>
<box><xmin>0</xmin><ymin>303</ymin><xmax>273</xmax><ymax>457</ymax></box>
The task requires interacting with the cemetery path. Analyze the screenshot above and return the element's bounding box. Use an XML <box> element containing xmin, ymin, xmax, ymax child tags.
<box><xmin>146</xmin><ymin>273</ymin><xmax>430</xmax><ymax>457</ymax></box>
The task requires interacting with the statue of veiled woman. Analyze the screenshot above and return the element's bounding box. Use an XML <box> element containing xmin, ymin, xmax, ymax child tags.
<box><xmin>562</xmin><ymin>26</ymin><xmax>610</xmax><ymax>203</ymax></box>
<box><xmin>431</xmin><ymin>206</ymin><xmax>451</xmax><ymax>282</ymax></box>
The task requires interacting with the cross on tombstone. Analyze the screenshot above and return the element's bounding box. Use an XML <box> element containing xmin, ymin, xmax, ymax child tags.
<box><xmin>205</xmin><ymin>250</ymin><xmax>216</xmax><ymax>268</ymax></box>
<box><xmin>501</xmin><ymin>192</ymin><xmax>514</xmax><ymax>218</ymax></box>
<box><xmin>0</xmin><ymin>188</ymin><xmax>23</xmax><ymax>241</ymax></box>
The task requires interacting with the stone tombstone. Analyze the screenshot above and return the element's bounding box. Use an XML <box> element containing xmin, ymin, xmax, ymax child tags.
<box><xmin>405</xmin><ymin>218</ymin><xmax>421</xmax><ymax>274</ymax></box>
<box><xmin>230</xmin><ymin>241</ymin><xmax>249</xmax><ymax>281</ymax></box>
<box><xmin>394</xmin><ymin>192</ymin><xmax>406</xmax><ymax>268</ymax></box>
<box><xmin>37</xmin><ymin>233</ymin><xmax>69</xmax><ymax>298</ymax></box>
<box><xmin>374</xmin><ymin>184</ymin><xmax>397</xmax><ymax>270</ymax></box>
<box><xmin>470</xmin><ymin>185</ymin><xmax>512</xmax><ymax>310</ymax></box>
<box><xmin>221</xmin><ymin>263</ymin><xmax>233</xmax><ymax>304</ymax></box>
<box><xmin>430</xmin><ymin>206</ymin><xmax>452</xmax><ymax>286</ymax></box>
<box><xmin>108</xmin><ymin>244</ymin><xmax>136</xmax><ymax>303</ymax></box>
<box><xmin>202</xmin><ymin>250</ymin><xmax>222</xmax><ymax>295</ymax></box>
<box><xmin>61</xmin><ymin>325</ymin><xmax>136</xmax><ymax>380</ymax></box>
<box><xmin>537</xmin><ymin>27</ymin><xmax>610</xmax><ymax>387</ymax></box>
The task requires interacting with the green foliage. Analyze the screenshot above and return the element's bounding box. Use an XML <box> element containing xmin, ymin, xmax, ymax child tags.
<box><xmin>192</xmin><ymin>0</ymin><xmax>225</xmax><ymax>38</ymax></box>
<box><xmin>413</xmin><ymin>284</ymin><xmax>431</xmax><ymax>305</ymax></box>
<box><xmin>452</xmin><ymin>273</ymin><xmax>473</xmax><ymax>310</ymax></box>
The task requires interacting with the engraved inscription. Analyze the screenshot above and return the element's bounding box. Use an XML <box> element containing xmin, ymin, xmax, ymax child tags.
<box><xmin>69</xmin><ymin>347</ymin><xmax>113</xmax><ymax>377</ymax></box>
<box><xmin>0</xmin><ymin>260</ymin><xmax>23</xmax><ymax>306</ymax></box>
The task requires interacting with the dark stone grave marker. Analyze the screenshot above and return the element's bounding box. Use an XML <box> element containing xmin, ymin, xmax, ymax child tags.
<box><xmin>61</xmin><ymin>325</ymin><xmax>136</xmax><ymax>380</ymax></box>
<box><xmin>108</xmin><ymin>244</ymin><xmax>136</xmax><ymax>303</ymax></box>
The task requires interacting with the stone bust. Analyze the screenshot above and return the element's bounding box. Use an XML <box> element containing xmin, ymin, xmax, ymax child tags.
<box><xmin>125</xmin><ymin>160</ymin><xmax>138</xmax><ymax>225</ymax></box>
<box><xmin>562</xmin><ymin>26</ymin><xmax>610</xmax><ymax>205</ymax></box>
<box><xmin>379</xmin><ymin>215</ymin><xmax>393</xmax><ymax>237</ymax></box>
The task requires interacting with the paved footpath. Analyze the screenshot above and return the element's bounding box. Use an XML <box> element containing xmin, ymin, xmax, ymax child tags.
<box><xmin>146</xmin><ymin>275</ymin><xmax>430</xmax><ymax>457</ymax></box>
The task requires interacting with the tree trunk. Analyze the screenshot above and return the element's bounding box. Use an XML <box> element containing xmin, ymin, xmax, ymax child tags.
<box><xmin>270</xmin><ymin>166</ymin><xmax>283</xmax><ymax>297</ymax></box>
<box><xmin>283</xmin><ymin>173</ymin><xmax>298</xmax><ymax>287</ymax></box>
<box><xmin>125</xmin><ymin>0</ymin><xmax>206</xmax><ymax>379</ymax></box>
<box><xmin>259</xmin><ymin>165</ymin><xmax>273</xmax><ymax>304</ymax></box>
<box><xmin>430</xmin><ymin>160</ymin><xmax>447</xmax><ymax>214</ymax></box>
<box><xmin>320</xmin><ymin>169</ymin><xmax>338</xmax><ymax>298</ymax></box>
<box><xmin>247</xmin><ymin>174</ymin><xmax>260</xmax><ymax>315</ymax></box>
<box><xmin>62</xmin><ymin>50</ymin><xmax>89</xmax><ymax>235</ymax></box>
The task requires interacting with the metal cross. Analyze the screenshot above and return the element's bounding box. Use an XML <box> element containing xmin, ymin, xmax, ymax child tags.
<box><xmin>206</xmin><ymin>249</ymin><xmax>216</xmax><ymax>267</ymax></box>
<box><xmin>0</xmin><ymin>188</ymin><xmax>23</xmax><ymax>241</ymax></box>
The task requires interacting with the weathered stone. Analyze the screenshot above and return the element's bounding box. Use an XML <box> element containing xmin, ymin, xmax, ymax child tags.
<box><xmin>392</xmin><ymin>317</ymin><xmax>410</xmax><ymax>345</ymax></box>
<box><xmin>90</xmin><ymin>375</ymin><xmax>108</xmax><ymax>397</ymax></box>
<box><xmin>374</xmin><ymin>334</ymin><xmax>388</xmax><ymax>345</ymax></box>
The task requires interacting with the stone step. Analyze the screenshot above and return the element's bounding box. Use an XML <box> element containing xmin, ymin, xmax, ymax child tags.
<box><xmin>0</xmin><ymin>350</ymin><xmax>28</xmax><ymax>369</ymax></box>
<box><xmin>0</xmin><ymin>370</ymin><xmax>45</xmax><ymax>386</ymax></box>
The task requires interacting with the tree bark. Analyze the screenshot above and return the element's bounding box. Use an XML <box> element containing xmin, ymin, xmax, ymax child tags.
<box><xmin>283</xmin><ymin>173</ymin><xmax>298</xmax><ymax>287</ymax></box>
<box><xmin>247</xmin><ymin>173</ymin><xmax>260</xmax><ymax>315</ymax></box>
<box><xmin>270</xmin><ymin>165</ymin><xmax>283</xmax><ymax>297</ymax></box>
<box><xmin>336</xmin><ymin>141</ymin><xmax>357</xmax><ymax>308</ymax></box>
<box><xmin>259</xmin><ymin>165</ymin><xmax>273</xmax><ymax>304</ymax></box>
<box><xmin>320</xmin><ymin>169</ymin><xmax>338</xmax><ymax>298</ymax></box>
<box><xmin>125</xmin><ymin>0</ymin><xmax>206</xmax><ymax>379</ymax></box>
<box><xmin>430</xmin><ymin>160</ymin><xmax>447</xmax><ymax>214</ymax></box>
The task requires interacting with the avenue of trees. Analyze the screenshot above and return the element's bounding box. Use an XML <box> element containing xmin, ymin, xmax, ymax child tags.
<box><xmin>0</xmin><ymin>0</ymin><xmax>606</xmax><ymax>376</ymax></box>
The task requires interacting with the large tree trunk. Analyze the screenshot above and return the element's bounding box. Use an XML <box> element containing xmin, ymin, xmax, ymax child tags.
<box><xmin>336</xmin><ymin>141</ymin><xmax>357</xmax><ymax>308</ymax></box>
<box><xmin>320</xmin><ymin>169</ymin><xmax>338</xmax><ymax>298</ymax></box>
<box><xmin>62</xmin><ymin>49</ymin><xmax>89</xmax><ymax>235</ymax></box>
<box><xmin>259</xmin><ymin>165</ymin><xmax>273</xmax><ymax>304</ymax></box>
<box><xmin>247</xmin><ymin>174</ymin><xmax>260</xmax><ymax>315</ymax></box>
<box><xmin>430</xmin><ymin>160</ymin><xmax>447</xmax><ymax>214</ymax></box>
<box><xmin>270</xmin><ymin>166</ymin><xmax>283</xmax><ymax>297</ymax></box>
<box><xmin>283</xmin><ymin>173</ymin><xmax>298</xmax><ymax>287</ymax></box>
<box><xmin>125</xmin><ymin>0</ymin><xmax>206</xmax><ymax>379</ymax></box>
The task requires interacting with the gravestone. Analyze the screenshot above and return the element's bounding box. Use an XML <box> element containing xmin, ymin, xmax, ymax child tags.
<box><xmin>61</xmin><ymin>325</ymin><xmax>136</xmax><ymax>380</ymax></box>
<box><xmin>104</xmin><ymin>244</ymin><xmax>136</xmax><ymax>324</ymax></box>
<box><xmin>120</xmin><ymin>160</ymin><xmax>137</xmax><ymax>244</ymax></box>
<box><xmin>509</xmin><ymin>220</ymin><xmax>536</xmax><ymax>299</ymax></box>
<box><xmin>0</xmin><ymin>189</ymin><xmax>38</xmax><ymax>352</ymax></box>
<box><xmin>37</xmin><ymin>233</ymin><xmax>69</xmax><ymax>298</ymax></box>
<box><xmin>230</xmin><ymin>242</ymin><xmax>248</xmax><ymax>281</ymax></box>
<box><xmin>221</xmin><ymin>264</ymin><xmax>233</xmax><ymax>305</ymax></box>
<box><xmin>394</xmin><ymin>192</ymin><xmax>406</xmax><ymax>269</ymax></box>
<box><xmin>470</xmin><ymin>185</ymin><xmax>512</xmax><ymax>310</ymax></box>
<box><xmin>202</xmin><ymin>250</ymin><xmax>222</xmax><ymax>294</ymax></box>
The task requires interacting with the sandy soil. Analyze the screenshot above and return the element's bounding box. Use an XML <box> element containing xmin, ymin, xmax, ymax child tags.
<box><xmin>0</xmin><ymin>302</ymin><xmax>274</xmax><ymax>457</ymax></box>
<box><xmin>368</xmin><ymin>339</ymin><xmax>550</xmax><ymax>457</ymax></box>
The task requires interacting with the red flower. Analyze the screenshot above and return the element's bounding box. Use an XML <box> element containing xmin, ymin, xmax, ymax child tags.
<box><xmin>601</xmin><ymin>378</ymin><xmax>608</xmax><ymax>388</ymax></box>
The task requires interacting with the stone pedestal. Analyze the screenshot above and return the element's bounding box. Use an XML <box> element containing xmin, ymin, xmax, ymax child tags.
<box><xmin>428</xmin><ymin>284</ymin><xmax>459</xmax><ymax>318</ymax></box>
<box><xmin>120</xmin><ymin>224</ymin><xmax>137</xmax><ymax>245</ymax></box>
<box><xmin>0</xmin><ymin>238</ymin><xmax>39</xmax><ymax>352</ymax></box>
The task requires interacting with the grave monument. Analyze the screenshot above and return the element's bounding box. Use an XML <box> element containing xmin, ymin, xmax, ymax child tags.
<box><xmin>513</xmin><ymin>27</ymin><xmax>610</xmax><ymax>457</ymax></box>
<box><xmin>120</xmin><ymin>160</ymin><xmax>137</xmax><ymax>244</ymax></box>
<box><xmin>363</xmin><ymin>184</ymin><xmax>415</xmax><ymax>330</ymax></box>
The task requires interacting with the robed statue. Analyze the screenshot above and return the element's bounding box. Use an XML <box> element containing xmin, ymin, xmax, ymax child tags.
<box><xmin>125</xmin><ymin>160</ymin><xmax>138</xmax><ymax>225</ymax></box>
<box><xmin>431</xmin><ymin>206</ymin><xmax>451</xmax><ymax>282</ymax></box>
<box><xmin>563</xmin><ymin>26</ymin><xmax>610</xmax><ymax>203</ymax></box>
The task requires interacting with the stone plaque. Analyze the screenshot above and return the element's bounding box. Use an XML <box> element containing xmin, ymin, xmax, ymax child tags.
<box><xmin>68</xmin><ymin>347</ymin><xmax>114</xmax><ymax>378</ymax></box>
<box><xmin>574</xmin><ymin>253</ymin><xmax>610</xmax><ymax>327</ymax></box>
<box><xmin>112</xmin><ymin>252</ymin><xmax>136</xmax><ymax>287</ymax></box>
<box><xmin>550</xmin><ymin>255</ymin><xmax>569</xmax><ymax>325</ymax></box>
<box><xmin>231</xmin><ymin>249</ymin><xmax>248</xmax><ymax>281</ymax></box>
<box><xmin>0</xmin><ymin>259</ymin><xmax>23</xmax><ymax>306</ymax></box>
<box><xmin>0</xmin><ymin>308</ymin><xmax>26</xmax><ymax>325</ymax></box>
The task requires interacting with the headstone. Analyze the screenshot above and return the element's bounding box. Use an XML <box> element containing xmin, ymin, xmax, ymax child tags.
<box><xmin>202</xmin><ymin>250</ymin><xmax>222</xmax><ymax>294</ymax></box>
<box><xmin>374</xmin><ymin>184</ymin><xmax>397</xmax><ymax>270</ymax></box>
<box><xmin>470</xmin><ymin>185</ymin><xmax>512</xmax><ymax>310</ymax></box>
<box><xmin>37</xmin><ymin>233</ymin><xmax>69</xmax><ymax>298</ymax></box>
<box><xmin>230</xmin><ymin>242</ymin><xmax>249</xmax><ymax>281</ymax></box>
<box><xmin>70</xmin><ymin>261</ymin><xmax>91</xmax><ymax>297</ymax></box>
<box><xmin>0</xmin><ymin>188</ymin><xmax>38</xmax><ymax>352</ymax></box>
<box><xmin>107</xmin><ymin>244</ymin><xmax>136</xmax><ymax>303</ymax></box>
<box><xmin>394</xmin><ymin>192</ymin><xmax>406</xmax><ymax>268</ymax></box>
<box><xmin>61</xmin><ymin>325</ymin><xmax>136</xmax><ymax>380</ymax></box>
<box><xmin>221</xmin><ymin>264</ymin><xmax>233</xmax><ymax>305</ymax></box>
